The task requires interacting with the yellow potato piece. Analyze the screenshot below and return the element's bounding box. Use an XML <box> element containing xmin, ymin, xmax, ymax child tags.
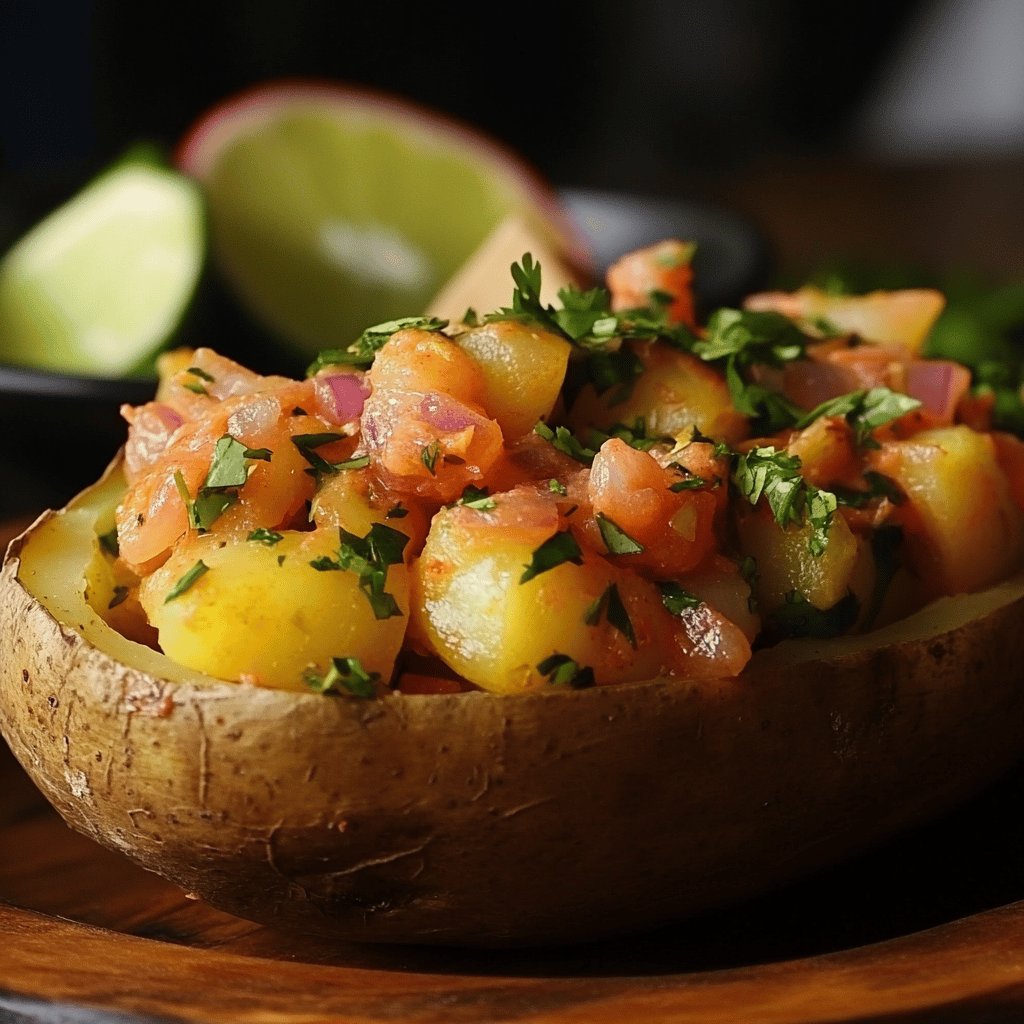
<box><xmin>140</xmin><ymin>529</ymin><xmax>409</xmax><ymax>691</ymax></box>
<box><xmin>454</xmin><ymin>320</ymin><xmax>571</xmax><ymax>440</ymax></box>
<box><xmin>880</xmin><ymin>426</ymin><xmax>1024</xmax><ymax>595</ymax></box>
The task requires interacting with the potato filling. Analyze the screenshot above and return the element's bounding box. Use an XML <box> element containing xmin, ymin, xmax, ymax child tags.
<box><xmin>98</xmin><ymin>242</ymin><xmax>1024</xmax><ymax>695</ymax></box>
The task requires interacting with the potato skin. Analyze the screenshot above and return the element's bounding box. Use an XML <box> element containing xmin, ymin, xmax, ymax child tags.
<box><xmin>4</xmin><ymin>480</ymin><xmax>1024</xmax><ymax>945</ymax></box>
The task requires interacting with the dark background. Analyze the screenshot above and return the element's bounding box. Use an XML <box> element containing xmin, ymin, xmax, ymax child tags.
<box><xmin>0</xmin><ymin>1</ymin><xmax>978</xmax><ymax>187</ymax></box>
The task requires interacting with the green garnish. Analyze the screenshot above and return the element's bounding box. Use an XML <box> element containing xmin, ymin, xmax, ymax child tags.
<box><xmin>693</xmin><ymin>309</ymin><xmax>809</xmax><ymax>432</ymax></box>
<box><xmin>795</xmin><ymin>387</ymin><xmax>922</xmax><ymax>446</ymax></box>
<box><xmin>385</xmin><ymin>502</ymin><xmax>408</xmax><ymax>519</ymax></box>
<box><xmin>536</xmin><ymin>653</ymin><xmax>595</xmax><ymax>689</ymax></box>
<box><xmin>659</xmin><ymin>581</ymin><xmax>702</xmax><ymax>615</ymax></box>
<box><xmin>533</xmin><ymin>422</ymin><xmax>596</xmax><ymax>465</ymax></box>
<box><xmin>186</xmin><ymin>366</ymin><xmax>215</xmax><ymax>382</ymax></box>
<box><xmin>307</xmin><ymin>317</ymin><xmax>448</xmax><ymax>373</ymax></box>
<box><xmin>457</xmin><ymin>486</ymin><xmax>497</xmax><ymax>511</ymax></box>
<box><xmin>520</xmin><ymin>530</ymin><xmax>584</xmax><ymax>583</ymax></box>
<box><xmin>596</xmin><ymin>513</ymin><xmax>644</xmax><ymax>555</ymax></box>
<box><xmin>832</xmin><ymin>471</ymin><xmax>905</xmax><ymax>509</ymax></box>
<box><xmin>732</xmin><ymin>446</ymin><xmax>837</xmax><ymax>556</ymax></box>
<box><xmin>421</xmin><ymin>441</ymin><xmax>441</xmax><ymax>476</ymax></box>
<box><xmin>108</xmin><ymin>585</ymin><xmax>129</xmax><ymax>609</ymax></box>
<box><xmin>548</xmin><ymin>478</ymin><xmax>568</xmax><ymax>495</ymax></box>
<box><xmin>248</xmin><ymin>528</ymin><xmax>283</xmax><ymax>546</ymax></box>
<box><xmin>584</xmin><ymin>583</ymin><xmax>636</xmax><ymax>648</ymax></box>
<box><xmin>181</xmin><ymin>379</ymin><xmax>208</xmax><ymax>396</ymax></box>
<box><xmin>98</xmin><ymin>527</ymin><xmax>119</xmax><ymax>557</ymax></box>
<box><xmin>164</xmin><ymin>560</ymin><xmax>209</xmax><ymax>603</ymax></box>
<box><xmin>589</xmin><ymin>419</ymin><xmax>674</xmax><ymax>454</ymax></box>
<box><xmin>310</xmin><ymin>524</ymin><xmax>410</xmax><ymax>620</ymax></box>
<box><xmin>304</xmin><ymin>656</ymin><xmax>380</xmax><ymax>698</ymax></box>
<box><xmin>291</xmin><ymin>432</ymin><xmax>353</xmax><ymax>478</ymax></box>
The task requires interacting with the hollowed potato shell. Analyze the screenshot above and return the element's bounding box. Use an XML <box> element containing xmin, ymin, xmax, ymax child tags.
<box><xmin>3</xmin><ymin>463</ymin><xmax>1024</xmax><ymax>947</ymax></box>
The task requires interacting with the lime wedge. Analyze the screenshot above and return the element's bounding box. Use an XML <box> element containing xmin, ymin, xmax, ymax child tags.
<box><xmin>0</xmin><ymin>161</ymin><xmax>204</xmax><ymax>377</ymax></box>
<box><xmin>177</xmin><ymin>81</ymin><xmax>580</xmax><ymax>356</ymax></box>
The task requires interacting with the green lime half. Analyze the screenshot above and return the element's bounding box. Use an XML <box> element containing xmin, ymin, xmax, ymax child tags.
<box><xmin>0</xmin><ymin>161</ymin><xmax>204</xmax><ymax>377</ymax></box>
<box><xmin>176</xmin><ymin>81</ymin><xmax>579</xmax><ymax>357</ymax></box>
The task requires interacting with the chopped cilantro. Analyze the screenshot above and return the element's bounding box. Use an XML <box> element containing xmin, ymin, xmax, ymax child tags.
<box><xmin>659</xmin><ymin>581</ymin><xmax>702</xmax><ymax>615</ymax></box>
<box><xmin>534</xmin><ymin>421</ymin><xmax>596</xmax><ymax>465</ymax></box>
<box><xmin>732</xmin><ymin>446</ymin><xmax>837</xmax><ymax>556</ymax></box>
<box><xmin>181</xmin><ymin>379</ymin><xmax>208</xmax><ymax>396</ymax></box>
<box><xmin>584</xmin><ymin>583</ymin><xmax>636</xmax><ymax>647</ymax></box>
<box><xmin>795</xmin><ymin>387</ymin><xmax>922</xmax><ymax>446</ymax></box>
<box><xmin>385</xmin><ymin>502</ymin><xmax>408</xmax><ymax>519</ymax></box>
<box><xmin>164</xmin><ymin>560</ymin><xmax>209</xmax><ymax>603</ymax></box>
<box><xmin>186</xmin><ymin>366</ymin><xmax>215</xmax><ymax>382</ymax></box>
<box><xmin>537</xmin><ymin>653</ymin><xmax>595</xmax><ymax>689</ymax></box>
<box><xmin>98</xmin><ymin>527</ymin><xmax>119</xmax><ymax>558</ymax></box>
<box><xmin>596</xmin><ymin>513</ymin><xmax>644</xmax><ymax>555</ymax></box>
<box><xmin>108</xmin><ymin>585</ymin><xmax>129</xmax><ymax>609</ymax></box>
<box><xmin>247</xmin><ymin>528</ymin><xmax>283</xmax><ymax>546</ymax></box>
<box><xmin>548</xmin><ymin>478</ymin><xmax>568</xmax><ymax>496</ymax></box>
<box><xmin>291</xmin><ymin>432</ymin><xmax>352</xmax><ymax>478</ymax></box>
<box><xmin>421</xmin><ymin>441</ymin><xmax>441</xmax><ymax>475</ymax></box>
<box><xmin>307</xmin><ymin>317</ymin><xmax>448</xmax><ymax>373</ymax></box>
<box><xmin>314</xmin><ymin>523</ymin><xmax>410</xmax><ymax>619</ymax></box>
<box><xmin>833</xmin><ymin>471</ymin><xmax>905</xmax><ymax>509</ymax></box>
<box><xmin>520</xmin><ymin>530</ymin><xmax>584</xmax><ymax>583</ymax></box>
<box><xmin>304</xmin><ymin>656</ymin><xmax>380</xmax><ymax>698</ymax></box>
<box><xmin>457</xmin><ymin>486</ymin><xmax>497</xmax><ymax>510</ymax></box>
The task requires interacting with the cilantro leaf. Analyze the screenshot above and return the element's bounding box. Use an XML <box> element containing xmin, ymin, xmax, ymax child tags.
<box><xmin>304</xmin><ymin>656</ymin><xmax>380</xmax><ymax>698</ymax></box>
<box><xmin>596</xmin><ymin>513</ymin><xmax>645</xmax><ymax>555</ymax></box>
<box><xmin>333</xmin><ymin>523</ymin><xmax>410</xmax><ymax>619</ymax></box>
<box><xmin>534</xmin><ymin>421</ymin><xmax>596</xmax><ymax>465</ymax></box>
<box><xmin>98</xmin><ymin>527</ymin><xmax>119</xmax><ymax>558</ymax></box>
<box><xmin>795</xmin><ymin>387</ymin><xmax>922</xmax><ymax>445</ymax></box>
<box><xmin>248</xmin><ymin>528</ymin><xmax>283</xmax><ymax>546</ymax></box>
<box><xmin>164</xmin><ymin>560</ymin><xmax>209</xmax><ymax>603</ymax></box>
<box><xmin>659</xmin><ymin>581</ymin><xmax>702</xmax><ymax>615</ymax></box>
<box><xmin>520</xmin><ymin>530</ymin><xmax>584</xmax><ymax>583</ymax></box>
<box><xmin>385</xmin><ymin>502</ymin><xmax>408</xmax><ymax>519</ymax></box>
<box><xmin>583</xmin><ymin>582</ymin><xmax>636</xmax><ymax>645</ymax></box>
<box><xmin>733</xmin><ymin>446</ymin><xmax>837</xmax><ymax>556</ymax></box>
<box><xmin>291</xmin><ymin>432</ymin><xmax>355</xmax><ymax>479</ymax></box>
<box><xmin>457</xmin><ymin>486</ymin><xmax>497</xmax><ymax>511</ymax></box>
<box><xmin>108</xmin><ymin>585</ymin><xmax>129</xmax><ymax>609</ymax></box>
<box><xmin>307</xmin><ymin>317</ymin><xmax>448</xmax><ymax>373</ymax></box>
<box><xmin>536</xmin><ymin>653</ymin><xmax>595</xmax><ymax>689</ymax></box>
<box><xmin>421</xmin><ymin>441</ymin><xmax>440</xmax><ymax>476</ymax></box>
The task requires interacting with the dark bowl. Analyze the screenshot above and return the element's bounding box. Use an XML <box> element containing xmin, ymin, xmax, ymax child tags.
<box><xmin>0</xmin><ymin>188</ymin><xmax>769</xmax><ymax>519</ymax></box>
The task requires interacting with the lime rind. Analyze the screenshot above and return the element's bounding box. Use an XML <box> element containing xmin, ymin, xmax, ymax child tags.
<box><xmin>180</xmin><ymin>86</ymin><xmax>570</xmax><ymax>356</ymax></box>
<box><xmin>0</xmin><ymin>163</ymin><xmax>205</xmax><ymax>377</ymax></box>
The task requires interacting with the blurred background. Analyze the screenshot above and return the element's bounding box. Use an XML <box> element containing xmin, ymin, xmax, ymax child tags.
<box><xmin>3</xmin><ymin>0</ymin><xmax>1023</xmax><ymax>275</ymax></box>
<box><xmin>1</xmin><ymin>0</ymin><xmax>1023</xmax><ymax>516</ymax></box>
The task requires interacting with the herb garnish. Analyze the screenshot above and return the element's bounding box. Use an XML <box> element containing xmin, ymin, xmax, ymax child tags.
<box><xmin>108</xmin><ymin>585</ymin><xmax>129</xmax><ymax>609</ymax></box>
<box><xmin>309</xmin><ymin>523</ymin><xmax>409</xmax><ymax>620</ymax></box>
<box><xmin>732</xmin><ymin>446</ymin><xmax>837</xmax><ymax>556</ymax></box>
<box><xmin>98</xmin><ymin>527</ymin><xmax>119</xmax><ymax>557</ymax></box>
<box><xmin>520</xmin><ymin>530</ymin><xmax>584</xmax><ymax>583</ymax></box>
<box><xmin>584</xmin><ymin>583</ymin><xmax>637</xmax><ymax>647</ymax></box>
<box><xmin>537</xmin><ymin>653</ymin><xmax>595</xmax><ymax>689</ymax></box>
<box><xmin>247</xmin><ymin>528</ymin><xmax>283</xmax><ymax>546</ymax></box>
<box><xmin>596</xmin><ymin>513</ymin><xmax>645</xmax><ymax>555</ymax></box>
<box><xmin>175</xmin><ymin>435</ymin><xmax>272</xmax><ymax>532</ymax></box>
<box><xmin>164</xmin><ymin>560</ymin><xmax>209</xmax><ymax>603</ymax></box>
<box><xmin>794</xmin><ymin>387</ymin><xmax>922</xmax><ymax>447</ymax></box>
<box><xmin>304</xmin><ymin>656</ymin><xmax>380</xmax><ymax>698</ymax></box>
<box><xmin>763</xmin><ymin>590</ymin><xmax>860</xmax><ymax>642</ymax></box>
<box><xmin>659</xmin><ymin>581</ymin><xmax>702</xmax><ymax>615</ymax></box>
<box><xmin>421</xmin><ymin>441</ymin><xmax>441</xmax><ymax>475</ymax></box>
<box><xmin>457</xmin><ymin>486</ymin><xmax>497</xmax><ymax>511</ymax></box>
<box><xmin>534</xmin><ymin>422</ymin><xmax>596</xmax><ymax>465</ymax></box>
<box><xmin>385</xmin><ymin>502</ymin><xmax>408</xmax><ymax>519</ymax></box>
<box><xmin>307</xmin><ymin>317</ymin><xmax>448</xmax><ymax>374</ymax></box>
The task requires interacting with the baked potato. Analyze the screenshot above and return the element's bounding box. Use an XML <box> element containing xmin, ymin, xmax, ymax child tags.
<box><xmin>3</xmin><ymin>242</ymin><xmax>1024</xmax><ymax>946</ymax></box>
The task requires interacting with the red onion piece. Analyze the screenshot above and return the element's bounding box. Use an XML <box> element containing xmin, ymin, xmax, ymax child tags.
<box><xmin>316</xmin><ymin>373</ymin><xmax>369</xmax><ymax>424</ymax></box>
<box><xmin>419</xmin><ymin>393</ymin><xmax>480</xmax><ymax>433</ymax></box>
<box><xmin>906</xmin><ymin>360</ymin><xmax>971</xmax><ymax>425</ymax></box>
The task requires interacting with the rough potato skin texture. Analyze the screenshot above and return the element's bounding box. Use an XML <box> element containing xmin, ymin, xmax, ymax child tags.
<box><xmin>3</xmin><ymin>523</ymin><xmax>1024</xmax><ymax>946</ymax></box>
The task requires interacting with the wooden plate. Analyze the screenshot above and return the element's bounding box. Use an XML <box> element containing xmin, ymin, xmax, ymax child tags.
<box><xmin>3</xmin><ymin>515</ymin><xmax>1024</xmax><ymax>1023</ymax></box>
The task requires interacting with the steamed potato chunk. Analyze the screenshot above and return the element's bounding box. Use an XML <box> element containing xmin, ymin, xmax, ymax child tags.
<box><xmin>454</xmin><ymin>320</ymin><xmax>571</xmax><ymax>439</ymax></box>
<box><xmin>139</xmin><ymin>529</ymin><xmax>409</xmax><ymax>691</ymax></box>
<box><xmin>567</xmin><ymin>341</ymin><xmax>748</xmax><ymax>444</ymax></box>
<box><xmin>871</xmin><ymin>426</ymin><xmax>1024</xmax><ymax>596</ymax></box>
<box><xmin>412</xmin><ymin>489</ymin><xmax>669</xmax><ymax>693</ymax></box>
